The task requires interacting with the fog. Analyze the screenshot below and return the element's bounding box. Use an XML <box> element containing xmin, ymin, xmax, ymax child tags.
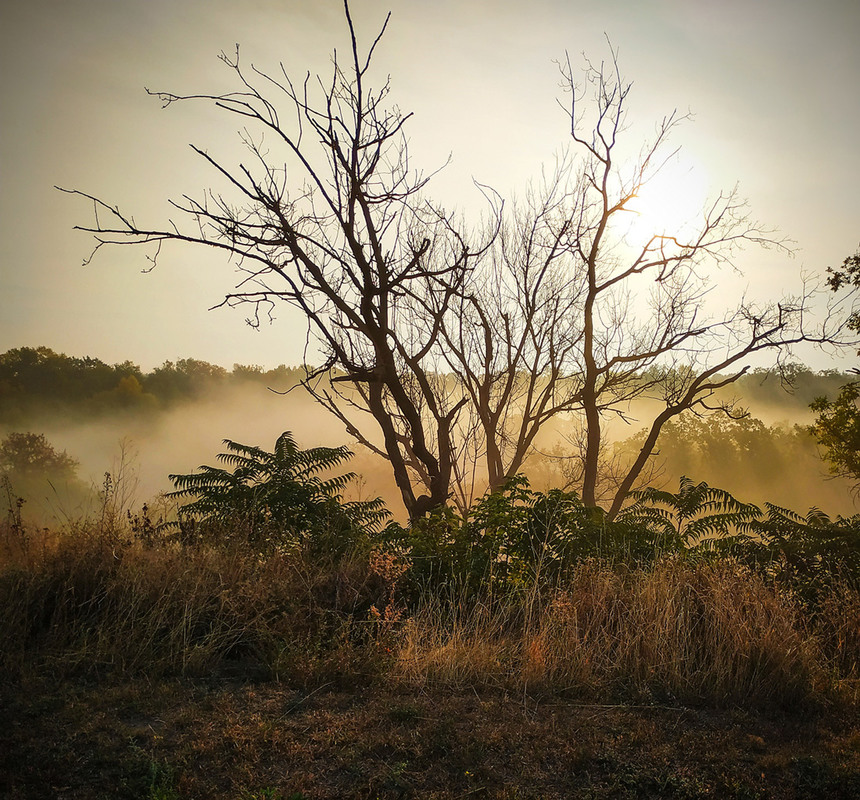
<box><xmin>8</xmin><ymin>381</ymin><xmax>402</xmax><ymax>524</ymax></box>
<box><xmin>3</xmin><ymin>372</ymin><xmax>856</xmax><ymax>526</ymax></box>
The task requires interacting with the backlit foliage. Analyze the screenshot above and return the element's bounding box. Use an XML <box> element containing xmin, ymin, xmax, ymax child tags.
<box><xmin>168</xmin><ymin>431</ymin><xmax>389</xmax><ymax>553</ymax></box>
<box><xmin>810</xmin><ymin>382</ymin><xmax>860</xmax><ymax>488</ymax></box>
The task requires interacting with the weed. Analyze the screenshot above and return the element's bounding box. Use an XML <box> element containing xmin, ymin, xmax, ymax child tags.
<box><xmin>242</xmin><ymin>789</ymin><xmax>294</xmax><ymax>800</ymax></box>
<box><xmin>146</xmin><ymin>758</ymin><xmax>179</xmax><ymax>800</ymax></box>
<box><xmin>387</xmin><ymin>702</ymin><xmax>423</xmax><ymax>724</ymax></box>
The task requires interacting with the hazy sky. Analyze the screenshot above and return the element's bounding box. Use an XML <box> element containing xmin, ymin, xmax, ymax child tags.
<box><xmin>1</xmin><ymin>0</ymin><xmax>858</xmax><ymax>371</ymax></box>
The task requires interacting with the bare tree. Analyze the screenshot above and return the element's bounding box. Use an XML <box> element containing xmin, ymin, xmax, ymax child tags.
<box><xmin>61</xmin><ymin>2</ymin><xmax>495</xmax><ymax>521</ymax></box>
<box><xmin>61</xmin><ymin>5</ymin><xmax>848</xmax><ymax>521</ymax></box>
<box><xmin>428</xmin><ymin>49</ymin><xmax>844</xmax><ymax>518</ymax></box>
<box><xmin>525</xmin><ymin>51</ymin><xmax>846</xmax><ymax>518</ymax></box>
<box><xmin>438</xmin><ymin>159</ymin><xmax>588</xmax><ymax>508</ymax></box>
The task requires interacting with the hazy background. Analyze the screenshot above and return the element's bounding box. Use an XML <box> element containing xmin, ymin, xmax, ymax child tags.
<box><xmin>1</xmin><ymin>0</ymin><xmax>858</xmax><ymax>371</ymax></box>
<box><xmin>2</xmin><ymin>1</ymin><xmax>859</xmax><ymax>523</ymax></box>
<box><xmin>4</xmin><ymin>363</ymin><xmax>855</xmax><ymax>525</ymax></box>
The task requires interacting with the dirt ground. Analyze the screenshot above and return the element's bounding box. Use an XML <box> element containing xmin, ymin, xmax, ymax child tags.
<box><xmin>2</xmin><ymin>675</ymin><xmax>859</xmax><ymax>799</ymax></box>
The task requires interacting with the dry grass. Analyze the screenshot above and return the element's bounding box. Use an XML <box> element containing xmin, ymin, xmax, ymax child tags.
<box><xmin>3</xmin><ymin>510</ymin><xmax>860</xmax><ymax>799</ymax></box>
<box><xmin>528</xmin><ymin>559</ymin><xmax>822</xmax><ymax>704</ymax></box>
<box><xmin>391</xmin><ymin>559</ymin><xmax>839</xmax><ymax>707</ymax></box>
<box><xmin>2</xmin><ymin>521</ymin><xmax>859</xmax><ymax>709</ymax></box>
<box><xmin>3</xmin><ymin>520</ymin><xmax>860</xmax><ymax>797</ymax></box>
<box><xmin>0</xmin><ymin>522</ymin><xmax>386</xmax><ymax>683</ymax></box>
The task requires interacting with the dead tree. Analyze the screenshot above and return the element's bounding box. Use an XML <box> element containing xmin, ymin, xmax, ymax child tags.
<box><xmin>61</xmin><ymin>1</ymin><xmax>496</xmax><ymax>521</ymax></box>
<box><xmin>541</xmin><ymin>51</ymin><xmax>846</xmax><ymax>518</ymax></box>
<box><xmin>438</xmin><ymin>159</ymin><xmax>589</xmax><ymax>507</ymax></box>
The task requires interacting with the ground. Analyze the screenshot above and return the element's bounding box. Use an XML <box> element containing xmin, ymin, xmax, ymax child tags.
<box><xmin>2</xmin><ymin>676</ymin><xmax>859</xmax><ymax>799</ymax></box>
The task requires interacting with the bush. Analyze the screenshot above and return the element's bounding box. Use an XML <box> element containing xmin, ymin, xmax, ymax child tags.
<box><xmin>167</xmin><ymin>431</ymin><xmax>390</xmax><ymax>557</ymax></box>
<box><xmin>389</xmin><ymin>476</ymin><xmax>704</xmax><ymax>601</ymax></box>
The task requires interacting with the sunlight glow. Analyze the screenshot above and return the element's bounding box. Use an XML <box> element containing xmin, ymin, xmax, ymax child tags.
<box><xmin>621</xmin><ymin>153</ymin><xmax>711</xmax><ymax>245</ymax></box>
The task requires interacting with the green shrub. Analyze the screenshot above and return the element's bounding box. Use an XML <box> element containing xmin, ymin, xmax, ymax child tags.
<box><xmin>167</xmin><ymin>431</ymin><xmax>390</xmax><ymax>557</ymax></box>
<box><xmin>387</xmin><ymin>476</ymin><xmax>690</xmax><ymax>600</ymax></box>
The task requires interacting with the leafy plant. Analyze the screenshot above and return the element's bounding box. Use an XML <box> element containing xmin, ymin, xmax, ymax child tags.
<box><xmin>739</xmin><ymin>504</ymin><xmax>860</xmax><ymax>597</ymax></box>
<box><xmin>621</xmin><ymin>476</ymin><xmax>761</xmax><ymax>549</ymax></box>
<box><xmin>168</xmin><ymin>430</ymin><xmax>389</xmax><ymax>554</ymax></box>
<box><xmin>392</xmin><ymin>475</ymin><xmax>688</xmax><ymax>598</ymax></box>
<box><xmin>810</xmin><ymin>382</ymin><xmax>860</xmax><ymax>489</ymax></box>
<box><xmin>620</xmin><ymin>477</ymin><xmax>860</xmax><ymax>596</ymax></box>
<box><xmin>146</xmin><ymin>758</ymin><xmax>179</xmax><ymax>800</ymax></box>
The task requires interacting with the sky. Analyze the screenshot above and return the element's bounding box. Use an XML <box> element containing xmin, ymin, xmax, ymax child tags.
<box><xmin>1</xmin><ymin>0</ymin><xmax>858</xmax><ymax>372</ymax></box>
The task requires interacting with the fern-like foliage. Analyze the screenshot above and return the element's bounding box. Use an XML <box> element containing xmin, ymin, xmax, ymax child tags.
<box><xmin>741</xmin><ymin>503</ymin><xmax>860</xmax><ymax>594</ymax></box>
<box><xmin>168</xmin><ymin>431</ymin><xmax>389</xmax><ymax>551</ymax></box>
<box><xmin>385</xmin><ymin>471</ymin><xmax>860</xmax><ymax>602</ymax></box>
<box><xmin>621</xmin><ymin>476</ymin><xmax>761</xmax><ymax>548</ymax></box>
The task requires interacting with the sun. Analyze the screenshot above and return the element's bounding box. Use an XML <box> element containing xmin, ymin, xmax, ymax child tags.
<box><xmin>620</xmin><ymin>153</ymin><xmax>711</xmax><ymax>245</ymax></box>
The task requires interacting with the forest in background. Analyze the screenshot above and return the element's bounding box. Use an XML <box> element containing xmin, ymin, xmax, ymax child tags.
<box><xmin>1</xmin><ymin>345</ymin><xmax>856</xmax><ymax>525</ymax></box>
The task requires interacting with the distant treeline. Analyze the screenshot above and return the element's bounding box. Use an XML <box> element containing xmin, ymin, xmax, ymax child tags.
<box><xmin>1</xmin><ymin>346</ymin><xmax>857</xmax><ymax>522</ymax></box>
<box><xmin>1</xmin><ymin>345</ymin><xmax>854</xmax><ymax>432</ymax></box>
<box><xmin>727</xmin><ymin>363</ymin><xmax>853</xmax><ymax>412</ymax></box>
<box><xmin>1</xmin><ymin>346</ymin><xmax>853</xmax><ymax>425</ymax></box>
<box><xmin>0</xmin><ymin>347</ymin><xmax>305</xmax><ymax>425</ymax></box>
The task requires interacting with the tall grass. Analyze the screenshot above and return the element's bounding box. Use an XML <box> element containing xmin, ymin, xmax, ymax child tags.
<box><xmin>2</xmin><ymin>518</ymin><xmax>858</xmax><ymax>708</ymax></box>
<box><xmin>0</xmin><ymin>521</ymin><xmax>386</xmax><ymax>682</ymax></box>
<box><xmin>394</xmin><ymin>559</ymin><xmax>835</xmax><ymax>706</ymax></box>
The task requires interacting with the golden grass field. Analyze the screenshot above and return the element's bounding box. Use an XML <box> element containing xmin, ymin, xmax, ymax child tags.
<box><xmin>2</xmin><ymin>514</ymin><xmax>859</xmax><ymax>798</ymax></box>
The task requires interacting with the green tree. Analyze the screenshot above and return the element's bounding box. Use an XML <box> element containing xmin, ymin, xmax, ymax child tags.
<box><xmin>825</xmin><ymin>245</ymin><xmax>860</xmax><ymax>334</ymax></box>
<box><xmin>810</xmin><ymin>245</ymin><xmax>860</xmax><ymax>490</ymax></box>
<box><xmin>618</xmin><ymin>412</ymin><xmax>852</xmax><ymax>514</ymax></box>
<box><xmin>0</xmin><ymin>346</ymin><xmax>144</xmax><ymax>423</ymax></box>
<box><xmin>144</xmin><ymin>358</ymin><xmax>228</xmax><ymax>403</ymax></box>
<box><xmin>0</xmin><ymin>432</ymin><xmax>90</xmax><ymax>523</ymax></box>
<box><xmin>810</xmin><ymin>383</ymin><xmax>860</xmax><ymax>488</ymax></box>
<box><xmin>0</xmin><ymin>432</ymin><xmax>79</xmax><ymax>479</ymax></box>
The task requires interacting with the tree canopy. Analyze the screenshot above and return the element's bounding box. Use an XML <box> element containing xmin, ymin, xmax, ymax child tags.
<box><xmin>0</xmin><ymin>432</ymin><xmax>79</xmax><ymax>480</ymax></box>
<box><xmin>809</xmin><ymin>245</ymin><xmax>860</xmax><ymax>491</ymax></box>
<box><xmin>0</xmin><ymin>346</ymin><xmax>305</xmax><ymax>424</ymax></box>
